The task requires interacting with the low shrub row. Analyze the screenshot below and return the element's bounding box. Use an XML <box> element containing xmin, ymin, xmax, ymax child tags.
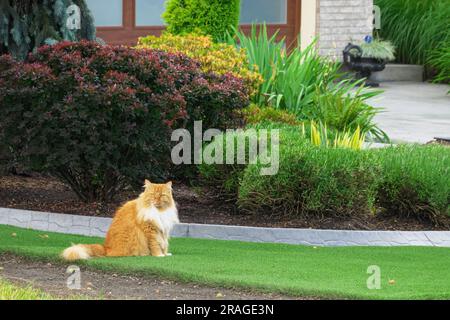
<box><xmin>200</xmin><ymin>126</ymin><xmax>450</xmax><ymax>219</ymax></box>
<box><xmin>0</xmin><ymin>41</ymin><xmax>249</xmax><ymax>202</ymax></box>
<box><xmin>375</xmin><ymin>145</ymin><xmax>450</xmax><ymax>220</ymax></box>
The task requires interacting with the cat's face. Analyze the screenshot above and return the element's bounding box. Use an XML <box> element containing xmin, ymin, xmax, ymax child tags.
<box><xmin>142</xmin><ymin>180</ymin><xmax>174</xmax><ymax>210</ymax></box>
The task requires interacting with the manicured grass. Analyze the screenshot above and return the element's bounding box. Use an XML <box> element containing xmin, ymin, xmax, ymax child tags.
<box><xmin>1</xmin><ymin>225</ymin><xmax>450</xmax><ymax>299</ymax></box>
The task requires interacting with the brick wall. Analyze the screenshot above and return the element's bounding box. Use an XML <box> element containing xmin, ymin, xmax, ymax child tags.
<box><xmin>317</xmin><ymin>0</ymin><xmax>373</xmax><ymax>60</ymax></box>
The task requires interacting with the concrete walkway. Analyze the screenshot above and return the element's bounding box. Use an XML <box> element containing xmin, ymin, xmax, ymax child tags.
<box><xmin>369</xmin><ymin>82</ymin><xmax>450</xmax><ymax>143</ymax></box>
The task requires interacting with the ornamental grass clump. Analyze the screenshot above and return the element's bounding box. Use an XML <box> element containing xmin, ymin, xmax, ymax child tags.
<box><xmin>428</xmin><ymin>40</ymin><xmax>450</xmax><ymax>85</ymax></box>
<box><xmin>360</xmin><ymin>39</ymin><xmax>396</xmax><ymax>61</ymax></box>
<box><xmin>375</xmin><ymin>0</ymin><xmax>449</xmax><ymax>79</ymax></box>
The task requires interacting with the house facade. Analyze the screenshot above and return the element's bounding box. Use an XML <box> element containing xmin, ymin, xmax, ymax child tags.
<box><xmin>86</xmin><ymin>0</ymin><xmax>374</xmax><ymax>59</ymax></box>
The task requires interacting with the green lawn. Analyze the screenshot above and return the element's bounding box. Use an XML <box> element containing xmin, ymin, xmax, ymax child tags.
<box><xmin>0</xmin><ymin>277</ymin><xmax>56</xmax><ymax>300</ymax></box>
<box><xmin>1</xmin><ymin>225</ymin><xmax>450</xmax><ymax>299</ymax></box>
<box><xmin>0</xmin><ymin>277</ymin><xmax>90</xmax><ymax>300</ymax></box>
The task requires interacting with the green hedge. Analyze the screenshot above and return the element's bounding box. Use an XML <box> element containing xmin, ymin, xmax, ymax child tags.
<box><xmin>237</xmin><ymin>129</ymin><xmax>379</xmax><ymax>216</ymax></box>
<box><xmin>200</xmin><ymin>126</ymin><xmax>450</xmax><ymax>219</ymax></box>
<box><xmin>375</xmin><ymin>145</ymin><xmax>450</xmax><ymax>219</ymax></box>
<box><xmin>163</xmin><ymin>0</ymin><xmax>240</xmax><ymax>41</ymax></box>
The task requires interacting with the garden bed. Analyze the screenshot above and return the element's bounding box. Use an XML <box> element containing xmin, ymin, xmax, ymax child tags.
<box><xmin>1</xmin><ymin>174</ymin><xmax>449</xmax><ymax>231</ymax></box>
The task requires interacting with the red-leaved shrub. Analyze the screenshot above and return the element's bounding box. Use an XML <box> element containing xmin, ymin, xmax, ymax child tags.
<box><xmin>0</xmin><ymin>41</ymin><xmax>248</xmax><ymax>201</ymax></box>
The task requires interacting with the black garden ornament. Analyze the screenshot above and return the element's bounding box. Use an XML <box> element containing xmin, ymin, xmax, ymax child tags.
<box><xmin>343</xmin><ymin>36</ymin><xmax>391</xmax><ymax>87</ymax></box>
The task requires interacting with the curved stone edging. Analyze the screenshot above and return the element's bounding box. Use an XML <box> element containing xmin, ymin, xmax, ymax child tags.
<box><xmin>1</xmin><ymin>208</ymin><xmax>450</xmax><ymax>247</ymax></box>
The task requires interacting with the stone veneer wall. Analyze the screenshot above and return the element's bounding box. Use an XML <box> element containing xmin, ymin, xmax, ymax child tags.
<box><xmin>317</xmin><ymin>0</ymin><xmax>373</xmax><ymax>59</ymax></box>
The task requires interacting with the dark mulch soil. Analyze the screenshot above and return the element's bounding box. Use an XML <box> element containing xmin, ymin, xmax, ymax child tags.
<box><xmin>1</xmin><ymin>174</ymin><xmax>449</xmax><ymax>231</ymax></box>
<box><xmin>0</xmin><ymin>254</ymin><xmax>301</xmax><ymax>300</ymax></box>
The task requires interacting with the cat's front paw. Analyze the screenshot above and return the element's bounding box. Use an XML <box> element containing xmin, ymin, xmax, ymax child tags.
<box><xmin>165</xmin><ymin>253</ymin><xmax>172</xmax><ymax>256</ymax></box>
<box><xmin>154</xmin><ymin>254</ymin><xmax>165</xmax><ymax>257</ymax></box>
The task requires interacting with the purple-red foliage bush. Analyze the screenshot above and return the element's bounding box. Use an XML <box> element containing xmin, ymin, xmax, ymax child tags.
<box><xmin>0</xmin><ymin>41</ymin><xmax>248</xmax><ymax>201</ymax></box>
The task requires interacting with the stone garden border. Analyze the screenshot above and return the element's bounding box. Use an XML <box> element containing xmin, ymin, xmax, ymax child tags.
<box><xmin>1</xmin><ymin>208</ymin><xmax>450</xmax><ymax>247</ymax></box>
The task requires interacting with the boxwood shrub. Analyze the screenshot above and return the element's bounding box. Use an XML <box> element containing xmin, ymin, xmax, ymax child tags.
<box><xmin>0</xmin><ymin>41</ymin><xmax>248</xmax><ymax>202</ymax></box>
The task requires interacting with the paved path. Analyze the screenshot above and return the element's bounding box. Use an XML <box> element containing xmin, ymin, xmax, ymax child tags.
<box><xmin>369</xmin><ymin>82</ymin><xmax>450</xmax><ymax>143</ymax></box>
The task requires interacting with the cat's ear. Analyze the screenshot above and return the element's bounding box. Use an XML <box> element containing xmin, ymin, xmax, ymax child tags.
<box><xmin>166</xmin><ymin>181</ymin><xmax>172</xmax><ymax>189</ymax></box>
<box><xmin>144</xmin><ymin>179</ymin><xmax>152</xmax><ymax>188</ymax></box>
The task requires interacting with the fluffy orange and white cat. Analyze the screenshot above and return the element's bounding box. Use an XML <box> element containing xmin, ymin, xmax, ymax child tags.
<box><xmin>62</xmin><ymin>180</ymin><xmax>179</xmax><ymax>261</ymax></box>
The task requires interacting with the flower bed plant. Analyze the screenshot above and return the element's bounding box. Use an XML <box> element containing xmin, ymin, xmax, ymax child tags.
<box><xmin>225</xmin><ymin>24</ymin><xmax>387</xmax><ymax>142</ymax></box>
<box><xmin>305</xmin><ymin>86</ymin><xmax>388</xmax><ymax>142</ymax></box>
<box><xmin>0</xmin><ymin>41</ymin><xmax>249</xmax><ymax>202</ymax></box>
<box><xmin>137</xmin><ymin>33</ymin><xmax>262</xmax><ymax>97</ymax></box>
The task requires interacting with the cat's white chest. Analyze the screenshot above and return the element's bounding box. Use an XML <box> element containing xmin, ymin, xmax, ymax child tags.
<box><xmin>139</xmin><ymin>205</ymin><xmax>179</xmax><ymax>236</ymax></box>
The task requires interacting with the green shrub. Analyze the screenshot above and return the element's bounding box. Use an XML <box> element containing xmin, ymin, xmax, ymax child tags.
<box><xmin>242</xmin><ymin>104</ymin><xmax>301</xmax><ymax>126</ymax></box>
<box><xmin>198</xmin><ymin>158</ymin><xmax>245</xmax><ymax>199</ymax></box>
<box><xmin>237</xmin><ymin>130</ymin><xmax>379</xmax><ymax>216</ymax></box>
<box><xmin>375</xmin><ymin>145</ymin><xmax>450</xmax><ymax>219</ymax></box>
<box><xmin>304</xmin><ymin>86</ymin><xmax>388</xmax><ymax>142</ymax></box>
<box><xmin>163</xmin><ymin>0</ymin><xmax>240</xmax><ymax>41</ymax></box>
<box><xmin>375</xmin><ymin>0</ymin><xmax>449</xmax><ymax>78</ymax></box>
<box><xmin>137</xmin><ymin>33</ymin><xmax>262</xmax><ymax>97</ymax></box>
<box><xmin>198</xmin><ymin>129</ymin><xmax>261</xmax><ymax>198</ymax></box>
<box><xmin>200</xmin><ymin>124</ymin><xmax>450</xmax><ymax>220</ymax></box>
<box><xmin>0</xmin><ymin>42</ymin><xmax>248</xmax><ymax>202</ymax></box>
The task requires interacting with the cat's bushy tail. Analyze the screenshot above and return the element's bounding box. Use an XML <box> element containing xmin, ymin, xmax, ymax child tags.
<box><xmin>62</xmin><ymin>244</ymin><xmax>106</xmax><ymax>261</ymax></box>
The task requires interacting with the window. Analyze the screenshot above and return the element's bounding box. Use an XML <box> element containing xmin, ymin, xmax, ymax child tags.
<box><xmin>240</xmin><ymin>0</ymin><xmax>287</xmax><ymax>24</ymax></box>
<box><xmin>86</xmin><ymin>0</ymin><xmax>123</xmax><ymax>27</ymax></box>
<box><xmin>135</xmin><ymin>0</ymin><xmax>166</xmax><ymax>26</ymax></box>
